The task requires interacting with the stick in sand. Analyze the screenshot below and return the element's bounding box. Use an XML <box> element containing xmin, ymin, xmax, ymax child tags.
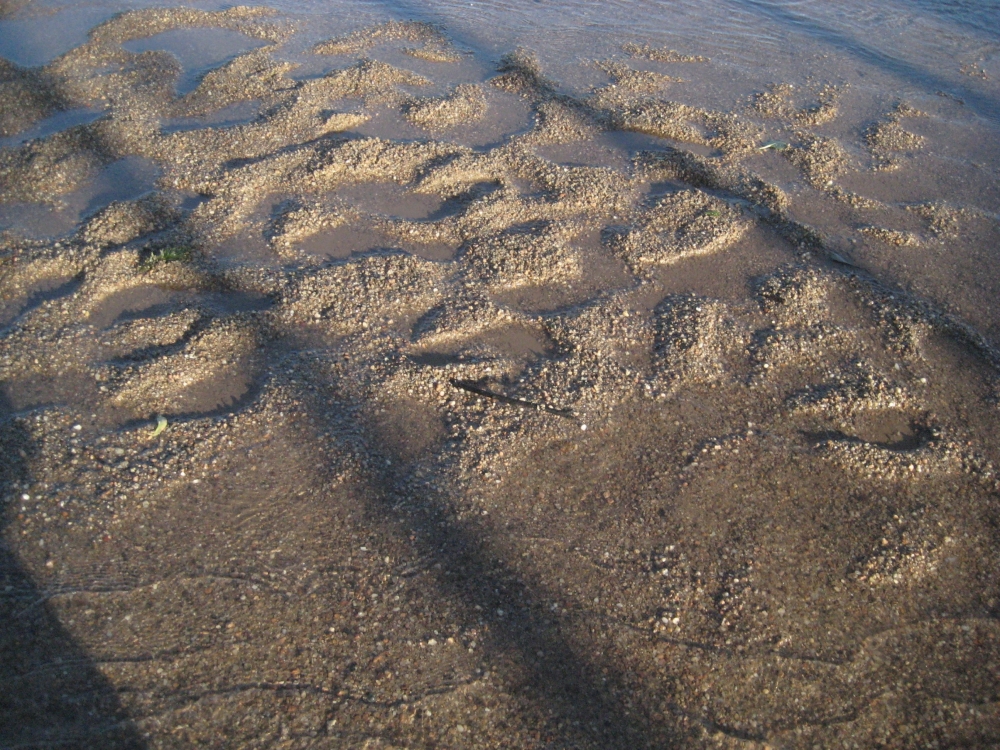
<box><xmin>449</xmin><ymin>378</ymin><xmax>576</xmax><ymax>419</ymax></box>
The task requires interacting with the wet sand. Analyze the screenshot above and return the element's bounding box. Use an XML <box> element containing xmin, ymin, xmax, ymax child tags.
<box><xmin>2</xmin><ymin>5</ymin><xmax>1000</xmax><ymax>748</ymax></box>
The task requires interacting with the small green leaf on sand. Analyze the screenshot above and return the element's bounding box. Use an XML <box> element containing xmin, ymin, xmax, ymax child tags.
<box><xmin>758</xmin><ymin>141</ymin><xmax>789</xmax><ymax>152</ymax></box>
<box><xmin>150</xmin><ymin>414</ymin><xmax>168</xmax><ymax>438</ymax></box>
<box><xmin>140</xmin><ymin>246</ymin><xmax>193</xmax><ymax>272</ymax></box>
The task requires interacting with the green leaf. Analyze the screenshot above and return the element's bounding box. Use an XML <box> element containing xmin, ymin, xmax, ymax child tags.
<box><xmin>150</xmin><ymin>415</ymin><xmax>168</xmax><ymax>438</ymax></box>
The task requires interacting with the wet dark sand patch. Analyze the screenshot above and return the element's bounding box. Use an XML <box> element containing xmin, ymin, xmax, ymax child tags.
<box><xmin>351</xmin><ymin>89</ymin><xmax>535</xmax><ymax>148</ymax></box>
<box><xmin>490</xmin><ymin>230</ymin><xmax>635</xmax><ymax>314</ymax></box>
<box><xmin>209</xmin><ymin>230</ymin><xmax>277</xmax><ymax>267</ymax></box>
<box><xmin>297</xmin><ymin>222</ymin><xmax>457</xmax><ymax>261</ymax></box>
<box><xmin>123</xmin><ymin>27</ymin><xmax>271</xmax><ymax>96</ymax></box>
<box><xmin>0</xmin><ymin>5</ymin><xmax>115</xmax><ymax>66</ymax></box>
<box><xmin>86</xmin><ymin>284</ymin><xmax>178</xmax><ymax>330</ymax></box>
<box><xmin>532</xmin><ymin>129</ymin><xmax>666</xmax><ymax>172</ymax></box>
<box><xmin>86</xmin><ymin>284</ymin><xmax>270</xmax><ymax>331</ymax></box>
<box><xmin>0</xmin><ymin>106</ymin><xmax>105</xmax><ymax>148</ymax></box>
<box><xmin>369</xmin><ymin>394</ymin><xmax>447</xmax><ymax>462</ymax></box>
<box><xmin>806</xmin><ymin>408</ymin><xmax>925</xmax><ymax>448</ymax></box>
<box><xmin>161</xmin><ymin>100</ymin><xmax>262</xmax><ymax>133</ymax></box>
<box><xmin>0</xmin><ymin>271</ymin><xmax>80</xmax><ymax>328</ymax></box>
<box><xmin>0</xmin><ymin>156</ymin><xmax>161</xmax><ymax>239</ymax></box>
<box><xmin>336</xmin><ymin>180</ymin><xmax>454</xmax><ymax>220</ymax></box>
<box><xmin>2</xmin><ymin>369</ymin><xmax>105</xmax><ymax>415</ymax></box>
<box><xmin>409</xmin><ymin>322</ymin><xmax>553</xmax><ymax>368</ymax></box>
<box><xmin>838</xmin><ymin>152</ymin><xmax>1000</xmax><ymax>208</ymax></box>
<box><xmin>650</xmin><ymin>223</ymin><xmax>796</xmax><ymax>300</ymax></box>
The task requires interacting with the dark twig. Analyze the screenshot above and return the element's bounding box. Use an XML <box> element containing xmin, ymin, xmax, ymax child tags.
<box><xmin>449</xmin><ymin>378</ymin><xmax>575</xmax><ymax>419</ymax></box>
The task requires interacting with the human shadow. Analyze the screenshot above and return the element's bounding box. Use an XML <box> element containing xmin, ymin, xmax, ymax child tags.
<box><xmin>288</xmin><ymin>372</ymin><xmax>690</xmax><ymax>749</ymax></box>
<box><xmin>0</xmin><ymin>393</ymin><xmax>146</xmax><ymax>749</ymax></box>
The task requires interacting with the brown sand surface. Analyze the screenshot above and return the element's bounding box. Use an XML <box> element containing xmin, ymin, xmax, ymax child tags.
<box><xmin>2</xmin><ymin>7</ymin><xmax>1000</xmax><ymax>748</ymax></box>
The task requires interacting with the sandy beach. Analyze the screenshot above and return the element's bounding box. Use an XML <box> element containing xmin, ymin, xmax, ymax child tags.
<box><xmin>2</xmin><ymin>2</ymin><xmax>1000</xmax><ymax>747</ymax></box>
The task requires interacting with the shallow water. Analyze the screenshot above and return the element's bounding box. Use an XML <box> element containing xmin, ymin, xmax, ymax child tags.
<box><xmin>0</xmin><ymin>156</ymin><xmax>161</xmax><ymax>238</ymax></box>
<box><xmin>297</xmin><ymin>223</ymin><xmax>458</xmax><ymax>260</ymax></box>
<box><xmin>0</xmin><ymin>107</ymin><xmax>105</xmax><ymax>149</ymax></box>
<box><xmin>0</xmin><ymin>4</ymin><xmax>116</xmax><ymax>66</ymax></box>
<box><xmin>160</xmin><ymin>100</ymin><xmax>261</xmax><ymax>133</ymax></box>
<box><xmin>6</xmin><ymin>0</ymin><xmax>996</xmax><ymax>91</ymax></box>
<box><xmin>122</xmin><ymin>27</ymin><xmax>270</xmax><ymax>95</ymax></box>
<box><xmin>273</xmin><ymin>0</ymin><xmax>1000</xmax><ymax>115</ymax></box>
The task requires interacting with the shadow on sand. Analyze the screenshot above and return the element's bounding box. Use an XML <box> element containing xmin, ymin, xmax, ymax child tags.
<box><xmin>0</xmin><ymin>393</ymin><xmax>146</xmax><ymax>750</ymax></box>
